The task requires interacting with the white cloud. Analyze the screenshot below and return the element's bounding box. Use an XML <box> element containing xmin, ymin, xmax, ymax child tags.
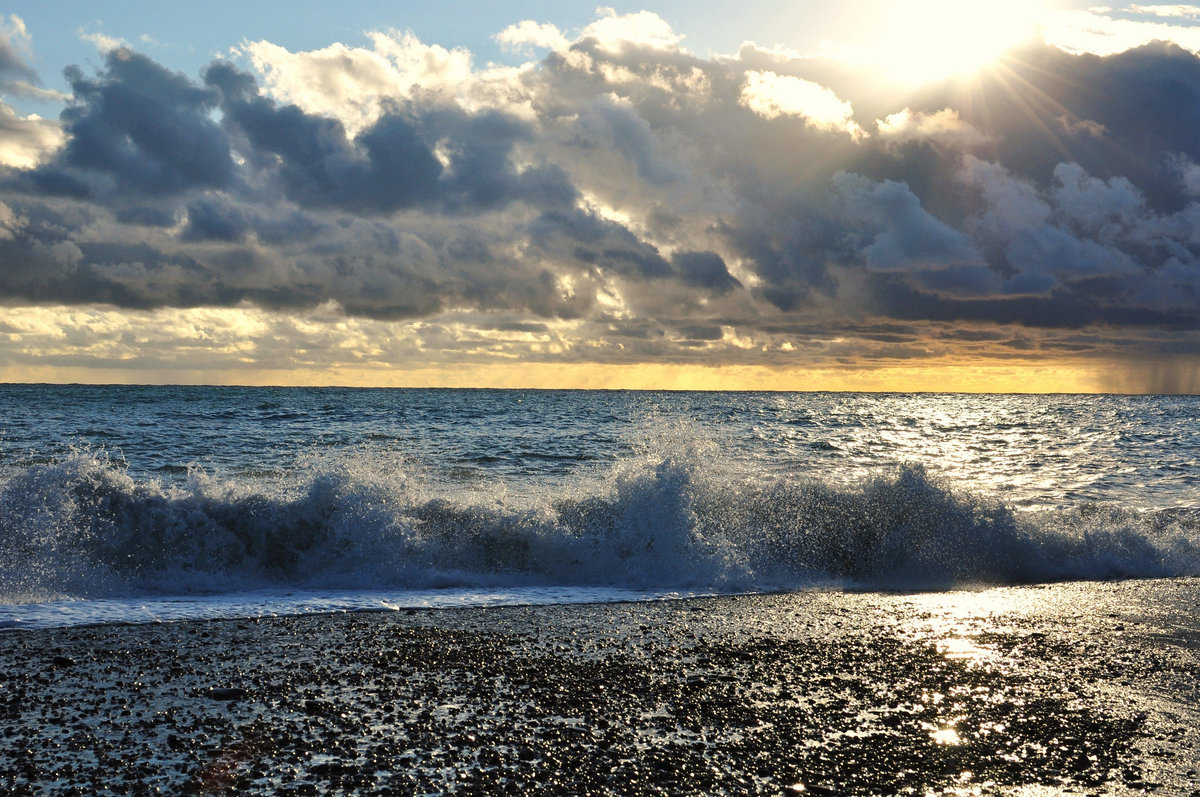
<box><xmin>242</xmin><ymin>31</ymin><xmax>480</xmax><ymax>135</ymax></box>
<box><xmin>0</xmin><ymin>14</ymin><xmax>31</xmax><ymax>56</ymax></box>
<box><xmin>495</xmin><ymin>20</ymin><xmax>569</xmax><ymax>54</ymax></box>
<box><xmin>739</xmin><ymin>70</ymin><xmax>864</xmax><ymax>138</ymax></box>
<box><xmin>0</xmin><ymin>103</ymin><xmax>63</xmax><ymax>168</ymax></box>
<box><xmin>79</xmin><ymin>29</ymin><xmax>126</xmax><ymax>54</ymax></box>
<box><xmin>1045</xmin><ymin>7</ymin><xmax>1200</xmax><ymax>55</ymax></box>
<box><xmin>240</xmin><ymin>29</ymin><xmax>543</xmax><ymax>135</ymax></box>
<box><xmin>1126</xmin><ymin>4</ymin><xmax>1200</xmax><ymax>18</ymax></box>
<box><xmin>875</xmin><ymin>108</ymin><xmax>989</xmax><ymax>147</ymax></box>
<box><xmin>579</xmin><ymin>8</ymin><xmax>683</xmax><ymax>53</ymax></box>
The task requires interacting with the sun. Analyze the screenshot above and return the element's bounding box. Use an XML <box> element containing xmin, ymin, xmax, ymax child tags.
<box><xmin>868</xmin><ymin>0</ymin><xmax>1047</xmax><ymax>84</ymax></box>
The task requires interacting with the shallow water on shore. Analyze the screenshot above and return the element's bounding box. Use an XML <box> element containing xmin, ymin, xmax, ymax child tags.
<box><xmin>0</xmin><ymin>586</ymin><xmax>712</xmax><ymax>631</ymax></box>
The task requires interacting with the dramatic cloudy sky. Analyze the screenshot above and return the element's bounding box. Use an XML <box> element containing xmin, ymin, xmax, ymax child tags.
<box><xmin>2</xmin><ymin>1</ymin><xmax>1200</xmax><ymax>391</ymax></box>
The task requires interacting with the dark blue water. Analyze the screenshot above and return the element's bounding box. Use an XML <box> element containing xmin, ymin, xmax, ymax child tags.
<box><xmin>1</xmin><ymin>386</ymin><xmax>1198</xmax><ymax>627</ymax></box>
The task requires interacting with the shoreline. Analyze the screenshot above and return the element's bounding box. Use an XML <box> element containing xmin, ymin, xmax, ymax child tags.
<box><xmin>2</xmin><ymin>582</ymin><xmax>1198</xmax><ymax>794</ymax></box>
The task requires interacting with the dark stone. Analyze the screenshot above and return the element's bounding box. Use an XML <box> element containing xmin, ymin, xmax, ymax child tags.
<box><xmin>197</xmin><ymin>687</ymin><xmax>248</xmax><ymax>701</ymax></box>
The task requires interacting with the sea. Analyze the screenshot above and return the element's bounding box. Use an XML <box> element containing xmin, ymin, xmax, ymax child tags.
<box><xmin>1</xmin><ymin>385</ymin><xmax>1198</xmax><ymax>630</ymax></box>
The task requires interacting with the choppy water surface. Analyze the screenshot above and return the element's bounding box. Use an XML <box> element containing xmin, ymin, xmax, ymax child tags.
<box><xmin>1</xmin><ymin>386</ymin><xmax>1198</xmax><ymax>628</ymax></box>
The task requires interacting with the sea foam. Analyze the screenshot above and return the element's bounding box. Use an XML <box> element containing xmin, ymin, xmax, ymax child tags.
<box><xmin>2</xmin><ymin>439</ymin><xmax>1197</xmax><ymax>605</ymax></box>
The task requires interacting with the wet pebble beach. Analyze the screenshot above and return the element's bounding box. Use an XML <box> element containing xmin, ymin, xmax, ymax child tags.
<box><xmin>2</xmin><ymin>580</ymin><xmax>1199</xmax><ymax>795</ymax></box>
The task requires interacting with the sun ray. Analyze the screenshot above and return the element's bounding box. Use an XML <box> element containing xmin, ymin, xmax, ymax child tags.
<box><xmin>861</xmin><ymin>0</ymin><xmax>1048</xmax><ymax>85</ymax></box>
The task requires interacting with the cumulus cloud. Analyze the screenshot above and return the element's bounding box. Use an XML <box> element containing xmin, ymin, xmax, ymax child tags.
<box><xmin>875</xmin><ymin>108</ymin><xmax>988</xmax><ymax>148</ymax></box>
<box><xmin>239</xmin><ymin>31</ymin><xmax>485</xmax><ymax>136</ymax></box>
<box><xmin>957</xmin><ymin>156</ymin><xmax>1051</xmax><ymax>240</ymax></box>
<box><xmin>1170</xmin><ymin>154</ymin><xmax>1200</xmax><ymax>197</ymax></box>
<box><xmin>573</xmin><ymin>93</ymin><xmax>683</xmax><ymax>185</ymax></box>
<box><xmin>30</xmin><ymin>48</ymin><xmax>235</xmax><ymax>199</ymax></box>
<box><xmin>1</xmin><ymin>7</ymin><xmax>1199</xmax><ymax>385</ymax></box>
<box><xmin>739</xmin><ymin>70</ymin><xmax>865</xmax><ymax>138</ymax></box>
<box><xmin>578</xmin><ymin>8</ymin><xmax>683</xmax><ymax>53</ymax></box>
<box><xmin>495</xmin><ymin>20</ymin><xmax>569</xmax><ymax>54</ymax></box>
<box><xmin>0</xmin><ymin>104</ymin><xmax>63</xmax><ymax>167</ymax></box>
<box><xmin>830</xmin><ymin>173</ymin><xmax>987</xmax><ymax>289</ymax></box>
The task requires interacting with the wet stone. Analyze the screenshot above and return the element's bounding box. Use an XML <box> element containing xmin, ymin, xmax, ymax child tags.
<box><xmin>197</xmin><ymin>687</ymin><xmax>248</xmax><ymax>701</ymax></box>
<box><xmin>0</xmin><ymin>589</ymin><xmax>1191</xmax><ymax>794</ymax></box>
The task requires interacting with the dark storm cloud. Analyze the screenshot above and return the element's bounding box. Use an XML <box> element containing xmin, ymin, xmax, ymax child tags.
<box><xmin>530</xmin><ymin>207</ymin><xmax>673</xmax><ymax>279</ymax></box>
<box><xmin>115</xmin><ymin>204</ymin><xmax>177</xmax><ymax>227</ymax></box>
<box><xmin>204</xmin><ymin>61</ymin><xmax>576</xmax><ymax>216</ymax></box>
<box><xmin>903</xmin><ymin>41</ymin><xmax>1200</xmax><ymax>214</ymax></box>
<box><xmin>204</xmin><ymin>61</ymin><xmax>441</xmax><ymax>213</ymax></box>
<box><xmin>1</xmin><ymin>22</ymin><xmax>1199</xmax><ymax>369</ymax></box>
<box><xmin>0</xmin><ymin>216</ymin><xmax>201</xmax><ymax>309</ymax></box>
<box><xmin>0</xmin><ymin>52</ymin><xmax>593</xmax><ymax>320</ymax></box>
<box><xmin>182</xmin><ymin>196</ymin><xmax>250</xmax><ymax>242</ymax></box>
<box><xmin>832</xmin><ymin>174</ymin><xmax>968</xmax><ymax>268</ymax></box>
<box><xmin>34</xmin><ymin>49</ymin><xmax>234</xmax><ymax>198</ymax></box>
<box><xmin>424</xmin><ymin>105</ymin><xmax>577</xmax><ymax>213</ymax></box>
<box><xmin>699</xmin><ymin>39</ymin><xmax>1200</xmax><ymax>333</ymax></box>
<box><xmin>671</xmin><ymin>251</ymin><xmax>741</xmax><ymax>294</ymax></box>
<box><xmin>675</xmin><ymin>324</ymin><xmax>724</xmax><ymax>341</ymax></box>
<box><xmin>866</xmin><ymin>273</ymin><xmax>1197</xmax><ymax>330</ymax></box>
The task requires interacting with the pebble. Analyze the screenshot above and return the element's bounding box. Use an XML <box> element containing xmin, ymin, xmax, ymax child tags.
<box><xmin>0</xmin><ymin>592</ymin><xmax>1189</xmax><ymax>794</ymax></box>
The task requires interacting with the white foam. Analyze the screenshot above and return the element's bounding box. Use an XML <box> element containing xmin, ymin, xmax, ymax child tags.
<box><xmin>2</xmin><ymin>441</ymin><xmax>1198</xmax><ymax>623</ymax></box>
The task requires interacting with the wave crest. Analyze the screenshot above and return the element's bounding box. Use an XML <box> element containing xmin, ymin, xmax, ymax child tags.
<box><xmin>1</xmin><ymin>447</ymin><xmax>1197</xmax><ymax>603</ymax></box>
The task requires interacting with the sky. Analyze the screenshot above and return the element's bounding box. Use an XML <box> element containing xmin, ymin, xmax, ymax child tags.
<box><xmin>2</xmin><ymin>2</ymin><xmax>1200</xmax><ymax>391</ymax></box>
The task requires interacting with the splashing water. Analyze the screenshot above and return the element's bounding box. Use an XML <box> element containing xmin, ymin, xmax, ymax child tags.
<box><xmin>2</xmin><ymin>440</ymin><xmax>1196</xmax><ymax>604</ymax></box>
<box><xmin>1</xmin><ymin>387</ymin><xmax>1198</xmax><ymax>626</ymax></box>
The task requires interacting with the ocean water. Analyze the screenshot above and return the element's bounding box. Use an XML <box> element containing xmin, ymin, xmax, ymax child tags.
<box><xmin>1</xmin><ymin>385</ymin><xmax>1198</xmax><ymax>629</ymax></box>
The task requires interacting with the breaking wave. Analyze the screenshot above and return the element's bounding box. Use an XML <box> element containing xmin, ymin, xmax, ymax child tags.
<box><xmin>2</xmin><ymin>442</ymin><xmax>1198</xmax><ymax>604</ymax></box>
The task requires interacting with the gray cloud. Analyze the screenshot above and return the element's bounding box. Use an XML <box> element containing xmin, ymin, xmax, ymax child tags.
<box><xmin>671</xmin><ymin>251</ymin><xmax>741</xmax><ymax>294</ymax></box>
<box><xmin>41</xmin><ymin>49</ymin><xmax>234</xmax><ymax>198</ymax></box>
<box><xmin>0</xmin><ymin>17</ymin><xmax>63</xmax><ymax>103</ymax></box>
<box><xmin>0</xmin><ymin>23</ymin><xmax>1199</xmax><ymax>378</ymax></box>
<box><xmin>205</xmin><ymin>61</ymin><xmax>576</xmax><ymax>216</ymax></box>
<box><xmin>0</xmin><ymin>25</ymin><xmax>37</xmax><ymax>88</ymax></box>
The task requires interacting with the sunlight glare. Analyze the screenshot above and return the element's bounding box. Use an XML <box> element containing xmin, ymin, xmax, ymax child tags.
<box><xmin>872</xmin><ymin>0</ymin><xmax>1046</xmax><ymax>84</ymax></box>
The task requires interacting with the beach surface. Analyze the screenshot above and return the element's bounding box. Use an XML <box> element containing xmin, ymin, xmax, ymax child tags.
<box><xmin>2</xmin><ymin>578</ymin><xmax>1198</xmax><ymax>795</ymax></box>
